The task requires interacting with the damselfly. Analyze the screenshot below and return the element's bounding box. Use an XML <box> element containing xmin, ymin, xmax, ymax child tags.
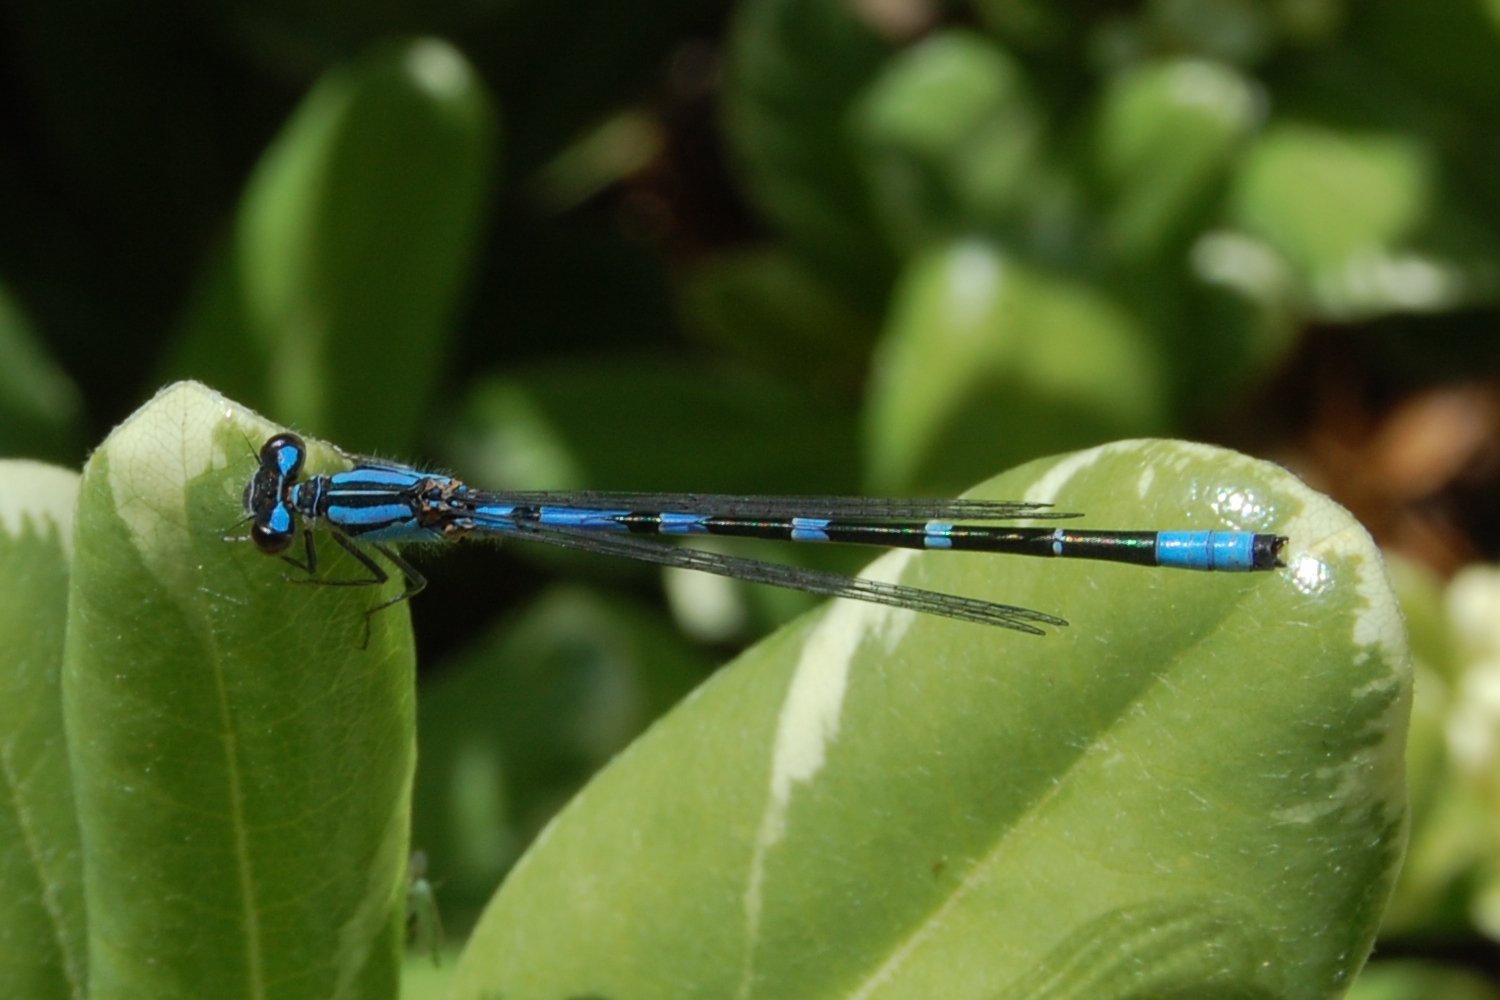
<box><xmin>238</xmin><ymin>433</ymin><xmax>1287</xmax><ymax>636</ymax></box>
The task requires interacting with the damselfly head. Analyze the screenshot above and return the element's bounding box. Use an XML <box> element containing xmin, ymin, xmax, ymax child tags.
<box><xmin>241</xmin><ymin>432</ymin><xmax>309</xmax><ymax>554</ymax></box>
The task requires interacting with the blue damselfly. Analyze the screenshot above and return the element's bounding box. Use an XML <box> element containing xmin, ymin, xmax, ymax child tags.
<box><xmin>239</xmin><ymin>433</ymin><xmax>1287</xmax><ymax>636</ymax></box>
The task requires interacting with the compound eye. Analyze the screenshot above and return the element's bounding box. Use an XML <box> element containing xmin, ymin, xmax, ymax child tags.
<box><xmin>250</xmin><ymin>520</ymin><xmax>295</xmax><ymax>555</ymax></box>
<box><xmin>259</xmin><ymin>432</ymin><xmax>306</xmax><ymax>479</ymax></box>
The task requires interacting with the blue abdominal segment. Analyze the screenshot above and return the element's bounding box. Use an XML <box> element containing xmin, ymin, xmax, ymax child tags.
<box><xmin>923</xmin><ymin>521</ymin><xmax>954</xmax><ymax>549</ymax></box>
<box><xmin>470</xmin><ymin>504</ymin><xmax>516</xmax><ymax>522</ymax></box>
<box><xmin>1154</xmin><ymin>531</ymin><xmax>1259</xmax><ymax>572</ymax></box>
<box><xmin>538</xmin><ymin>508</ymin><xmax>633</xmax><ymax>530</ymax></box>
<box><xmin>789</xmin><ymin>517</ymin><xmax>830</xmax><ymax>542</ymax></box>
<box><xmin>658</xmin><ymin>512</ymin><xmax>711</xmax><ymax>534</ymax></box>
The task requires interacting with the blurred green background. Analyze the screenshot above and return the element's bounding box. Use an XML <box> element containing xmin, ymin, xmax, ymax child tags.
<box><xmin>6</xmin><ymin>0</ymin><xmax>1500</xmax><ymax>991</ymax></box>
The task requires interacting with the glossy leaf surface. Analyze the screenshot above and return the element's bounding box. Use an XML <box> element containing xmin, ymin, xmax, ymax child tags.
<box><xmin>0</xmin><ymin>460</ymin><xmax>84</xmax><ymax>1000</ymax></box>
<box><xmin>451</xmin><ymin>439</ymin><xmax>1409</xmax><ymax>1000</ymax></box>
<box><xmin>62</xmin><ymin>381</ymin><xmax>416</xmax><ymax>1000</ymax></box>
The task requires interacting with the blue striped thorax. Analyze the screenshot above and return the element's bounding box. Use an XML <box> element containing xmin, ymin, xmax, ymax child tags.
<box><xmin>243</xmin><ymin>431</ymin><xmax>492</xmax><ymax>555</ymax></box>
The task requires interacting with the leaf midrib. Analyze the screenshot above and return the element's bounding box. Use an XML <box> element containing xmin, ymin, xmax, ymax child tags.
<box><xmin>840</xmin><ymin>605</ymin><xmax>1259</xmax><ymax>1000</ymax></box>
<box><xmin>192</xmin><ymin>480</ymin><xmax>266</xmax><ymax>1000</ymax></box>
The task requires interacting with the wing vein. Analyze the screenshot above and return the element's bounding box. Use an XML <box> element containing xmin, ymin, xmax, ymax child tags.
<box><xmin>487</xmin><ymin>521</ymin><xmax>1066</xmax><ymax>634</ymax></box>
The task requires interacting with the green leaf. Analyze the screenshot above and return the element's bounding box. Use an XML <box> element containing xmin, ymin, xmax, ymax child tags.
<box><xmin>63</xmin><ymin>381</ymin><xmax>416</xmax><ymax>1000</ymax></box>
<box><xmin>411</xmin><ymin>586</ymin><xmax>712</xmax><ymax>918</ymax></box>
<box><xmin>530</xmin><ymin>109</ymin><xmax>664</xmax><ymax>213</ymax></box>
<box><xmin>475</xmin><ymin>0</ymin><xmax>705</xmax><ymax>178</ymax></box>
<box><xmin>399</xmin><ymin>950</ymin><xmax>458</xmax><ymax>1000</ymax></box>
<box><xmin>168</xmin><ymin>38</ymin><xmax>498</xmax><ymax>456</ymax></box>
<box><xmin>1097</xmin><ymin>58</ymin><xmax>1259</xmax><ymax>260</ymax></box>
<box><xmin>1146</xmin><ymin>0</ymin><xmax>1273</xmax><ymax>65</ymax></box>
<box><xmin>723</xmin><ymin>0</ymin><xmax>897</xmax><ymax>307</ymax></box>
<box><xmin>0</xmin><ymin>460</ymin><xmax>85</xmax><ymax>1000</ymax></box>
<box><xmin>865</xmin><ymin>238</ymin><xmax>1164</xmax><ymax>494</ymax></box>
<box><xmin>449</xmin><ymin>439</ymin><xmax>1408</xmax><ymax>1000</ymax></box>
<box><xmin>856</xmin><ymin>32</ymin><xmax>1021</xmax><ymax>165</ymax></box>
<box><xmin>0</xmin><ymin>284</ymin><xmax>81</xmax><ymax>463</ymax></box>
<box><xmin>1385</xmin><ymin>558</ymin><xmax>1453</xmax><ymax>825</ymax></box>
<box><xmin>679</xmin><ymin>247</ymin><xmax>877</xmax><ymax>398</ymax></box>
<box><xmin>1233</xmin><ymin>124</ymin><xmax>1430</xmax><ymax>271</ymax></box>
<box><xmin>1360</xmin><ymin>0</ymin><xmax>1500</xmax><ymax>113</ymax></box>
<box><xmin>1178</xmin><ymin>229</ymin><xmax>1300</xmax><ymax>410</ymax></box>
<box><xmin>1377</xmin><ymin>557</ymin><xmax>1486</xmax><ymax>939</ymax></box>
<box><xmin>444</xmin><ymin>362</ymin><xmax>860</xmax><ymax>496</ymax></box>
<box><xmin>1411</xmin><ymin>564</ymin><xmax>1500</xmax><ymax>941</ymax></box>
<box><xmin>851</xmin><ymin>29</ymin><xmax>1041</xmax><ymax>250</ymax></box>
<box><xmin>1348</xmin><ymin>960</ymin><xmax>1500</xmax><ymax>1000</ymax></box>
<box><xmin>969</xmin><ymin>0</ymin><xmax>1073</xmax><ymax>52</ymax></box>
<box><xmin>1378</xmin><ymin>657</ymin><xmax>1485</xmax><ymax>939</ymax></box>
<box><xmin>1227</xmin><ymin>124</ymin><xmax>1468</xmax><ymax>318</ymax></box>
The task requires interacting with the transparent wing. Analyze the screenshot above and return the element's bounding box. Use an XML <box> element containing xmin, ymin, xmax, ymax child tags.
<box><xmin>489</xmin><ymin>520</ymin><xmax>1067</xmax><ymax>634</ymax></box>
<box><xmin>462</xmin><ymin>491</ymin><xmax>1079</xmax><ymax>522</ymax></box>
